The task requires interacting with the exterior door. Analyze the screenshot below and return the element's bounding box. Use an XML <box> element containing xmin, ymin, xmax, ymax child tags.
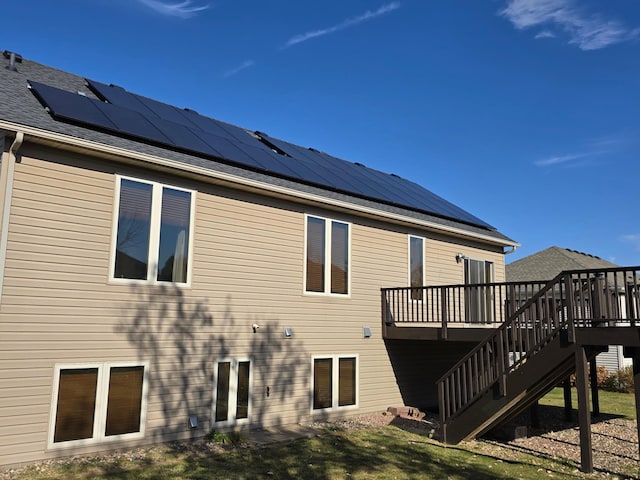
<box><xmin>464</xmin><ymin>259</ymin><xmax>494</xmax><ymax>323</ymax></box>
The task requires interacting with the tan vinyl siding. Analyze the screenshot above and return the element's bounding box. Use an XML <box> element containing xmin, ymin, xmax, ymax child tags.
<box><xmin>0</xmin><ymin>143</ymin><xmax>507</xmax><ymax>466</ymax></box>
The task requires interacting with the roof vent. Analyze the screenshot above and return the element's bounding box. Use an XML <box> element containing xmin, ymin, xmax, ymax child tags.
<box><xmin>3</xmin><ymin>50</ymin><xmax>22</xmax><ymax>72</ymax></box>
<box><xmin>354</xmin><ymin>162</ymin><xmax>366</xmax><ymax>167</ymax></box>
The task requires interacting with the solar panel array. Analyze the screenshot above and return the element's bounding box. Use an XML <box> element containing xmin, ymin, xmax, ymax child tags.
<box><xmin>27</xmin><ymin>79</ymin><xmax>494</xmax><ymax>229</ymax></box>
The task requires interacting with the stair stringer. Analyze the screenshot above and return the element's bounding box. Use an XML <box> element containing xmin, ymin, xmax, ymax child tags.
<box><xmin>442</xmin><ymin>333</ymin><xmax>577</xmax><ymax>444</ymax></box>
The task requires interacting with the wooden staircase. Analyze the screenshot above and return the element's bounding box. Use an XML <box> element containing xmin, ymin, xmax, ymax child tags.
<box><xmin>437</xmin><ymin>266</ymin><xmax>640</xmax><ymax>445</ymax></box>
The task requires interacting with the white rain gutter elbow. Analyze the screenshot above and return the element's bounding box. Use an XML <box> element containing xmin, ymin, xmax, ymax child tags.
<box><xmin>504</xmin><ymin>244</ymin><xmax>518</xmax><ymax>255</ymax></box>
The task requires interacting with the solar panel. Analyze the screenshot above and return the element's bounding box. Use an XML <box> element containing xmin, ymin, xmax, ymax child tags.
<box><xmin>194</xmin><ymin>131</ymin><xmax>270</xmax><ymax>171</ymax></box>
<box><xmin>88</xmin><ymin>79</ymin><xmax>195</xmax><ymax>128</ymax></box>
<box><xmin>147</xmin><ymin>117</ymin><xmax>218</xmax><ymax>154</ymax></box>
<box><xmin>29</xmin><ymin>81</ymin><xmax>117</xmax><ymax>131</ymax></box>
<box><xmin>34</xmin><ymin>79</ymin><xmax>495</xmax><ymax>229</ymax></box>
<box><xmin>93</xmin><ymin>101</ymin><xmax>171</xmax><ymax>145</ymax></box>
<box><xmin>255</xmin><ymin>133</ymin><xmax>379</xmax><ymax>196</ymax></box>
<box><xmin>259</xmin><ymin>132</ymin><xmax>493</xmax><ymax>228</ymax></box>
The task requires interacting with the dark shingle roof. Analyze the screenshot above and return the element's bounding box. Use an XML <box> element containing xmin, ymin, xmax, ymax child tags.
<box><xmin>506</xmin><ymin>246</ymin><xmax>618</xmax><ymax>282</ymax></box>
<box><xmin>0</xmin><ymin>51</ymin><xmax>515</xmax><ymax>244</ymax></box>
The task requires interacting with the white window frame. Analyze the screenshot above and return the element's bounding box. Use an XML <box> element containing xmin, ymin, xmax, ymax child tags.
<box><xmin>211</xmin><ymin>357</ymin><xmax>253</xmax><ymax>427</ymax></box>
<box><xmin>109</xmin><ymin>175</ymin><xmax>196</xmax><ymax>286</ymax></box>
<box><xmin>310</xmin><ymin>354</ymin><xmax>359</xmax><ymax>414</ymax></box>
<box><xmin>408</xmin><ymin>235</ymin><xmax>425</xmax><ymax>290</ymax></box>
<box><xmin>303</xmin><ymin>214</ymin><xmax>352</xmax><ymax>297</ymax></box>
<box><xmin>47</xmin><ymin>360</ymin><xmax>150</xmax><ymax>450</ymax></box>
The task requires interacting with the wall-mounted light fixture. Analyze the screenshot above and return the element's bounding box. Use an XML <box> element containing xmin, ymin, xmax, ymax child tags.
<box><xmin>455</xmin><ymin>253</ymin><xmax>466</xmax><ymax>264</ymax></box>
<box><xmin>189</xmin><ymin>415</ymin><xmax>198</xmax><ymax>429</ymax></box>
<box><xmin>252</xmin><ymin>323</ymin><xmax>260</xmax><ymax>333</ymax></box>
<box><xmin>363</xmin><ymin>326</ymin><xmax>372</xmax><ymax>338</ymax></box>
<box><xmin>284</xmin><ymin>327</ymin><xmax>293</xmax><ymax>338</ymax></box>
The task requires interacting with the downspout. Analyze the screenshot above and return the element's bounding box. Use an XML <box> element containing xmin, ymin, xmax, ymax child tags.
<box><xmin>0</xmin><ymin>131</ymin><xmax>24</xmax><ymax>301</ymax></box>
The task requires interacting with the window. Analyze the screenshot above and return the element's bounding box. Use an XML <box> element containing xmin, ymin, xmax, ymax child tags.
<box><xmin>212</xmin><ymin>358</ymin><xmax>252</xmax><ymax>426</ymax></box>
<box><xmin>111</xmin><ymin>176</ymin><xmax>194</xmax><ymax>284</ymax></box>
<box><xmin>49</xmin><ymin>361</ymin><xmax>149</xmax><ymax>448</ymax></box>
<box><xmin>409</xmin><ymin>236</ymin><xmax>425</xmax><ymax>300</ymax></box>
<box><xmin>305</xmin><ymin>215</ymin><xmax>350</xmax><ymax>295</ymax></box>
<box><xmin>312</xmin><ymin>355</ymin><xmax>357</xmax><ymax>411</ymax></box>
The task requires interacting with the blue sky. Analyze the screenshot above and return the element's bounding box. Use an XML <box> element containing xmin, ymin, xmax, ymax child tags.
<box><xmin>4</xmin><ymin>0</ymin><xmax>640</xmax><ymax>266</ymax></box>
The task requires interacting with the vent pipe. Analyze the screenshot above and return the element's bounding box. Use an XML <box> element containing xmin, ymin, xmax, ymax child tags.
<box><xmin>3</xmin><ymin>51</ymin><xmax>22</xmax><ymax>72</ymax></box>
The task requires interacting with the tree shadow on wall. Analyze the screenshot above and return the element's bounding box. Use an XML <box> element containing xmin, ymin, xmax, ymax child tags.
<box><xmin>116</xmin><ymin>285</ymin><xmax>307</xmax><ymax>443</ymax></box>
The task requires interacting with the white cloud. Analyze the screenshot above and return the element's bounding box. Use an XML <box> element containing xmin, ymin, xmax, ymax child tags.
<box><xmin>283</xmin><ymin>2</ymin><xmax>401</xmax><ymax>48</ymax></box>
<box><xmin>139</xmin><ymin>0</ymin><xmax>209</xmax><ymax>19</ymax></box>
<box><xmin>534</xmin><ymin>30</ymin><xmax>555</xmax><ymax>39</ymax></box>
<box><xmin>533</xmin><ymin>152</ymin><xmax>589</xmax><ymax>167</ymax></box>
<box><xmin>500</xmin><ymin>0</ymin><xmax>639</xmax><ymax>50</ymax></box>
<box><xmin>222</xmin><ymin>60</ymin><xmax>255</xmax><ymax>78</ymax></box>
<box><xmin>622</xmin><ymin>234</ymin><xmax>640</xmax><ymax>251</ymax></box>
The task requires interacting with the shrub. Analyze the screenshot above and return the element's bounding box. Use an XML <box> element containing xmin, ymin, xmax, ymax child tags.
<box><xmin>602</xmin><ymin>366</ymin><xmax>634</xmax><ymax>393</ymax></box>
<box><xmin>568</xmin><ymin>365</ymin><xmax>609</xmax><ymax>387</ymax></box>
<box><xmin>206</xmin><ymin>429</ymin><xmax>243</xmax><ymax>444</ymax></box>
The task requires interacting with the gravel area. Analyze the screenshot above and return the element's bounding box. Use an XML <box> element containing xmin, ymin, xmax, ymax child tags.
<box><xmin>2</xmin><ymin>408</ymin><xmax>638</xmax><ymax>479</ymax></box>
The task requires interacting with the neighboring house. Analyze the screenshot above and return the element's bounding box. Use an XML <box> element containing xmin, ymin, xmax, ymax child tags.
<box><xmin>506</xmin><ymin>246</ymin><xmax>632</xmax><ymax>371</ymax></box>
<box><xmin>0</xmin><ymin>52</ymin><xmax>518</xmax><ymax>466</ymax></box>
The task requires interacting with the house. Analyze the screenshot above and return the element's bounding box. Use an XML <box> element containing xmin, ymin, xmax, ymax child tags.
<box><xmin>506</xmin><ymin>246</ymin><xmax>632</xmax><ymax>372</ymax></box>
<box><xmin>0</xmin><ymin>51</ymin><xmax>519</xmax><ymax>466</ymax></box>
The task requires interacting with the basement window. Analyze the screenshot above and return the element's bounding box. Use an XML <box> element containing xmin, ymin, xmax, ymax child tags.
<box><xmin>312</xmin><ymin>355</ymin><xmax>358</xmax><ymax>412</ymax></box>
<box><xmin>48</xmin><ymin>361</ymin><xmax>149</xmax><ymax>448</ymax></box>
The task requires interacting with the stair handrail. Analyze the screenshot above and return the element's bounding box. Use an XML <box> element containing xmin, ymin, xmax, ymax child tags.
<box><xmin>437</xmin><ymin>265</ymin><xmax>640</xmax><ymax>426</ymax></box>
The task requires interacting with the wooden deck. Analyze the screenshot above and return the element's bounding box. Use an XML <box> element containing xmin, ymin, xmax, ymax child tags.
<box><xmin>382</xmin><ymin>266</ymin><xmax>640</xmax><ymax>473</ymax></box>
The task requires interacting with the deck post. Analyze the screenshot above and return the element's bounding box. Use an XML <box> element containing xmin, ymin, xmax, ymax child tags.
<box><xmin>563</xmin><ymin>377</ymin><xmax>572</xmax><ymax>421</ymax></box>
<box><xmin>438</xmin><ymin>380</ymin><xmax>448</xmax><ymax>443</ymax></box>
<box><xmin>440</xmin><ymin>286</ymin><xmax>448</xmax><ymax>340</ymax></box>
<box><xmin>632</xmin><ymin>348</ymin><xmax>640</xmax><ymax>461</ymax></box>
<box><xmin>589</xmin><ymin>357</ymin><xmax>600</xmax><ymax>417</ymax></box>
<box><xmin>575</xmin><ymin>345</ymin><xmax>593</xmax><ymax>473</ymax></box>
<box><xmin>381</xmin><ymin>289</ymin><xmax>388</xmax><ymax>338</ymax></box>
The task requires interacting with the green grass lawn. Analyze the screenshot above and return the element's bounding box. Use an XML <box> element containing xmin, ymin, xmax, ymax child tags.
<box><xmin>9</xmin><ymin>425</ymin><xmax>600</xmax><ymax>480</ymax></box>
<box><xmin>8</xmin><ymin>389</ymin><xmax>637</xmax><ymax>480</ymax></box>
<box><xmin>540</xmin><ymin>387</ymin><xmax>636</xmax><ymax>420</ymax></box>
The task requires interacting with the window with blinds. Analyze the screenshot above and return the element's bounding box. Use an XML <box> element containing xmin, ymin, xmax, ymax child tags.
<box><xmin>312</xmin><ymin>355</ymin><xmax>357</xmax><ymax>411</ymax></box>
<box><xmin>112</xmin><ymin>176</ymin><xmax>194</xmax><ymax>285</ymax></box>
<box><xmin>409</xmin><ymin>236</ymin><xmax>424</xmax><ymax>301</ymax></box>
<box><xmin>53</xmin><ymin>368</ymin><xmax>98</xmax><ymax>443</ymax></box>
<box><xmin>338</xmin><ymin>357</ymin><xmax>356</xmax><ymax>407</ymax></box>
<box><xmin>50</xmin><ymin>362</ymin><xmax>148</xmax><ymax>448</ymax></box>
<box><xmin>313</xmin><ymin>358</ymin><xmax>333</xmax><ymax>409</ymax></box>
<box><xmin>305</xmin><ymin>216</ymin><xmax>350</xmax><ymax>295</ymax></box>
<box><xmin>213</xmin><ymin>358</ymin><xmax>252</xmax><ymax>426</ymax></box>
<box><xmin>105</xmin><ymin>366</ymin><xmax>145</xmax><ymax>436</ymax></box>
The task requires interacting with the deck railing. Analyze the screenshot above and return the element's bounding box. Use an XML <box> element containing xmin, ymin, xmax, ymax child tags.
<box><xmin>381</xmin><ymin>280</ymin><xmax>549</xmax><ymax>331</ymax></box>
<box><xmin>435</xmin><ymin>266</ymin><xmax>640</xmax><ymax>425</ymax></box>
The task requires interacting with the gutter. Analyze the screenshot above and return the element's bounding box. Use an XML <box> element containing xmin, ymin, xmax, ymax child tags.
<box><xmin>0</xmin><ymin>120</ymin><xmax>519</xmax><ymax>249</ymax></box>
<box><xmin>504</xmin><ymin>245</ymin><xmax>518</xmax><ymax>255</ymax></box>
<box><xmin>0</xmin><ymin>130</ymin><xmax>24</xmax><ymax>301</ymax></box>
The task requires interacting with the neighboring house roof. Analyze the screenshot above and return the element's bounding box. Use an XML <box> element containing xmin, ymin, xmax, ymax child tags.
<box><xmin>506</xmin><ymin>246</ymin><xmax>619</xmax><ymax>282</ymax></box>
<box><xmin>0</xmin><ymin>51</ymin><xmax>515</xmax><ymax>245</ymax></box>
